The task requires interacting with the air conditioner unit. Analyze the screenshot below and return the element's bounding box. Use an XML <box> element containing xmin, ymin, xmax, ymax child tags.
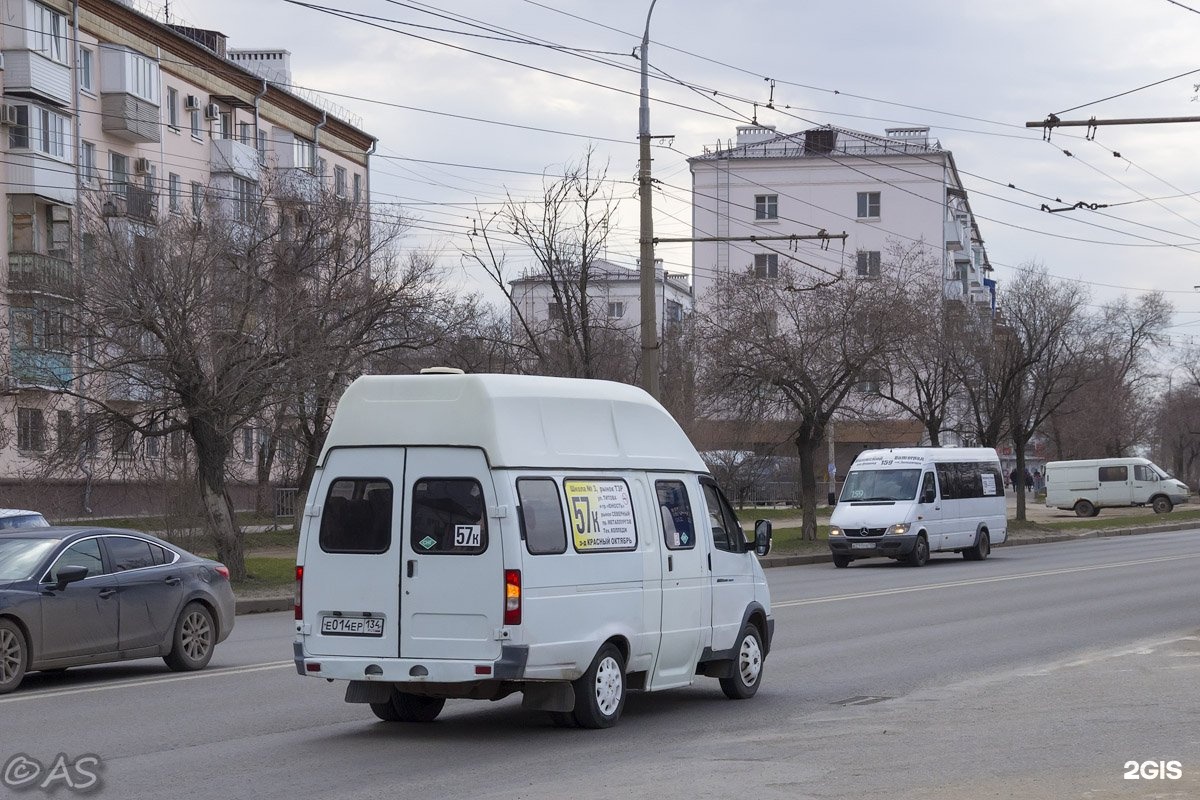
<box><xmin>204</xmin><ymin>103</ymin><xmax>220</xmax><ymax>120</ymax></box>
<box><xmin>0</xmin><ymin>105</ymin><xmax>19</xmax><ymax>126</ymax></box>
<box><xmin>184</xmin><ymin>94</ymin><xmax>201</xmax><ymax>111</ymax></box>
<box><xmin>133</xmin><ymin>157</ymin><xmax>152</xmax><ymax>175</ymax></box>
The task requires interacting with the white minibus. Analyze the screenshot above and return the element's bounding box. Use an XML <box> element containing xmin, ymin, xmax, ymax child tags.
<box><xmin>828</xmin><ymin>447</ymin><xmax>1007</xmax><ymax>567</ymax></box>
<box><xmin>293</xmin><ymin>371</ymin><xmax>774</xmax><ymax>728</ymax></box>
<box><xmin>1044</xmin><ymin>457</ymin><xmax>1189</xmax><ymax>517</ymax></box>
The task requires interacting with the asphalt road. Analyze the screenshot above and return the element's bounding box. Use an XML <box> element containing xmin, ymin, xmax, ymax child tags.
<box><xmin>3</xmin><ymin>531</ymin><xmax>1199</xmax><ymax>800</ymax></box>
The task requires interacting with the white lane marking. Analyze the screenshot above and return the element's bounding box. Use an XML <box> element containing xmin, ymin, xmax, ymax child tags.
<box><xmin>0</xmin><ymin>661</ymin><xmax>293</xmax><ymax>704</ymax></box>
<box><xmin>773</xmin><ymin>552</ymin><xmax>1200</xmax><ymax>609</ymax></box>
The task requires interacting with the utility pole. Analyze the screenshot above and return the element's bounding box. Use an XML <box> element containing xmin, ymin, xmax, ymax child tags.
<box><xmin>638</xmin><ymin>0</ymin><xmax>660</xmax><ymax>399</ymax></box>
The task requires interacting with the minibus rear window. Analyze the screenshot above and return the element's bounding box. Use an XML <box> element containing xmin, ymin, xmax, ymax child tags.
<box><xmin>319</xmin><ymin>479</ymin><xmax>393</xmax><ymax>554</ymax></box>
<box><xmin>411</xmin><ymin>478</ymin><xmax>488</xmax><ymax>555</ymax></box>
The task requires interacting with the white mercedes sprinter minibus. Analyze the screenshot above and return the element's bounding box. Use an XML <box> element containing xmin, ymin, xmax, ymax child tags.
<box><xmin>828</xmin><ymin>447</ymin><xmax>1007</xmax><ymax>568</ymax></box>
<box><xmin>1044</xmin><ymin>457</ymin><xmax>1190</xmax><ymax>517</ymax></box>
<box><xmin>293</xmin><ymin>371</ymin><xmax>774</xmax><ymax>728</ymax></box>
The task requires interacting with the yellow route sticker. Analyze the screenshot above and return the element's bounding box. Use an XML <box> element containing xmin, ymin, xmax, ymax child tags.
<box><xmin>563</xmin><ymin>479</ymin><xmax>637</xmax><ymax>552</ymax></box>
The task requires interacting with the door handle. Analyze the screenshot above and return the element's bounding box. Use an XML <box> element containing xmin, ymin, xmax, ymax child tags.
<box><xmin>406</xmin><ymin>560</ymin><xmax>416</xmax><ymax>578</ymax></box>
<box><xmin>667</xmin><ymin>555</ymin><xmax>673</xmax><ymax>572</ymax></box>
<box><xmin>164</xmin><ymin>576</ymin><xmax>181</xmax><ymax>586</ymax></box>
<box><xmin>716</xmin><ymin>577</ymin><xmax>734</xmax><ymax>583</ymax></box>
<box><xmin>98</xmin><ymin>588</ymin><xmax>117</xmax><ymax>598</ymax></box>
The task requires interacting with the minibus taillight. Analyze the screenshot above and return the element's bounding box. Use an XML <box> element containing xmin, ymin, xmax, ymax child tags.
<box><xmin>294</xmin><ymin>565</ymin><xmax>304</xmax><ymax>621</ymax></box>
<box><xmin>504</xmin><ymin>569</ymin><xmax>521</xmax><ymax>625</ymax></box>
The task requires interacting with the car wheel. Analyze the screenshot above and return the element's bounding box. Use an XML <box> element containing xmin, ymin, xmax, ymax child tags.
<box><xmin>906</xmin><ymin>535</ymin><xmax>929</xmax><ymax>567</ymax></box>
<box><xmin>164</xmin><ymin>602</ymin><xmax>215</xmax><ymax>672</ymax></box>
<box><xmin>373</xmin><ymin>690</ymin><xmax>445</xmax><ymax>723</ymax></box>
<box><xmin>571</xmin><ymin>643</ymin><xmax>626</xmax><ymax>729</ymax></box>
<box><xmin>832</xmin><ymin>554</ymin><xmax>851</xmax><ymax>568</ymax></box>
<box><xmin>1152</xmin><ymin>496</ymin><xmax>1173</xmax><ymax>514</ymax></box>
<box><xmin>1074</xmin><ymin>500</ymin><xmax>1096</xmax><ymax>518</ymax></box>
<box><xmin>720</xmin><ymin>623</ymin><xmax>764</xmax><ymax>700</ymax></box>
<box><xmin>0</xmin><ymin>619</ymin><xmax>27</xmax><ymax>695</ymax></box>
<box><xmin>963</xmin><ymin>530</ymin><xmax>990</xmax><ymax>561</ymax></box>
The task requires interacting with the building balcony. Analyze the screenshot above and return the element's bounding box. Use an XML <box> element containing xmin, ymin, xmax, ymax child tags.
<box><xmin>274</xmin><ymin>168</ymin><xmax>321</xmax><ymax>202</ymax></box>
<box><xmin>211</xmin><ymin>137</ymin><xmax>261</xmax><ymax>181</ymax></box>
<box><xmin>10</xmin><ymin>348</ymin><xmax>72</xmax><ymax>389</ymax></box>
<box><xmin>0</xmin><ymin>49</ymin><xmax>72</xmax><ymax>106</ymax></box>
<box><xmin>100</xmin><ymin>92</ymin><xmax>162</xmax><ymax>143</ymax></box>
<box><xmin>5</xmin><ymin>153</ymin><xmax>76</xmax><ymax>205</ymax></box>
<box><xmin>6</xmin><ymin>252</ymin><xmax>74</xmax><ymax>297</ymax></box>
<box><xmin>944</xmin><ymin>220</ymin><xmax>965</xmax><ymax>251</ymax></box>
<box><xmin>101</xmin><ymin>183</ymin><xmax>158</xmax><ymax>224</ymax></box>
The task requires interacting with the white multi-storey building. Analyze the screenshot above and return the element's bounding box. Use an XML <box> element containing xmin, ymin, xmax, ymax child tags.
<box><xmin>0</xmin><ymin>0</ymin><xmax>374</xmax><ymax>513</ymax></box>
<box><xmin>689</xmin><ymin>124</ymin><xmax>994</xmax><ymax>309</ymax></box>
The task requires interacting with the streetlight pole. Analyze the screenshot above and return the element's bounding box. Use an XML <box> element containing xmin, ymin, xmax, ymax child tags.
<box><xmin>638</xmin><ymin>0</ymin><xmax>660</xmax><ymax>400</ymax></box>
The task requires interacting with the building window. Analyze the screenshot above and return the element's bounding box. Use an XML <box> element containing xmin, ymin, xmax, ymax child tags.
<box><xmin>334</xmin><ymin>165</ymin><xmax>347</xmax><ymax>197</ymax></box>
<box><xmin>168</xmin><ymin>173</ymin><xmax>182</xmax><ymax>213</ymax></box>
<box><xmin>856</xmin><ymin>250</ymin><xmax>881</xmax><ymax>278</ymax></box>
<box><xmin>857</xmin><ymin>191</ymin><xmax>881</xmax><ymax>219</ymax></box>
<box><xmin>317</xmin><ymin>157</ymin><xmax>327</xmax><ymax>178</ymax></box>
<box><xmin>218</xmin><ymin>111</ymin><xmax>232</xmax><ymax>140</ymax></box>
<box><xmin>294</xmin><ymin>136</ymin><xmax>315</xmax><ymax>172</ymax></box>
<box><xmin>81</xmin><ymin>140</ymin><xmax>97</xmax><ymax>183</ymax></box>
<box><xmin>112</xmin><ymin>422</ymin><xmax>136</xmax><ymax>458</ymax></box>
<box><xmin>190</xmin><ymin>108</ymin><xmax>201</xmax><ymax>139</ymax></box>
<box><xmin>234</xmin><ymin>178</ymin><xmax>258</xmax><ymax>223</ymax></box>
<box><xmin>854</xmin><ymin>370</ymin><xmax>883</xmax><ymax>394</ymax></box>
<box><xmin>754</xmin><ymin>194</ymin><xmax>778</xmax><ymax>220</ymax></box>
<box><xmin>7</xmin><ymin>105</ymin><xmax>69</xmax><ymax>159</ymax></box>
<box><xmin>79</xmin><ymin>47</ymin><xmax>94</xmax><ymax>92</ymax></box>
<box><xmin>145</xmin><ymin>434</ymin><xmax>160</xmax><ymax>459</ymax></box>
<box><xmin>166</xmin><ymin>87</ymin><xmax>179</xmax><ymax>128</ymax></box>
<box><xmin>238</xmin><ymin>121</ymin><xmax>253</xmax><ymax>146</ymax></box>
<box><xmin>56</xmin><ymin>410</ymin><xmax>72</xmax><ymax>448</ymax></box>
<box><xmin>17</xmin><ymin>408</ymin><xmax>46</xmax><ymax>452</ymax></box>
<box><xmin>607</xmin><ymin>301</ymin><xmax>625</xmax><ymax>319</ymax></box>
<box><xmin>753</xmin><ymin>253</ymin><xmax>779</xmax><ymax>278</ymax></box>
<box><xmin>548</xmin><ymin>302</ymin><xmax>563</xmax><ymax>320</ymax></box>
<box><xmin>353</xmin><ymin>173</ymin><xmax>362</xmax><ymax>203</ymax></box>
<box><xmin>191</xmin><ymin>181</ymin><xmax>203</xmax><ymax>219</ymax></box>
<box><xmin>665</xmin><ymin>299</ymin><xmax>684</xmax><ymax>324</ymax></box>
<box><xmin>256</xmin><ymin>129</ymin><xmax>267</xmax><ymax>163</ymax></box>
<box><xmin>109</xmin><ymin>152</ymin><xmax>129</xmax><ymax>187</ymax></box>
<box><xmin>242</xmin><ymin>428</ymin><xmax>255</xmax><ymax>462</ymax></box>
<box><xmin>170</xmin><ymin>430</ymin><xmax>184</xmax><ymax>458</ymax></box>
<box><xmin>32</xmin><ymin>2</ymin><xmax>67</xmax><ymax>64</ymax></box>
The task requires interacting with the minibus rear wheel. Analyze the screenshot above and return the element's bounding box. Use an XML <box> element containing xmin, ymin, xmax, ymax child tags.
<box><xmin>571</xmin><ymin>643</ymin><xmax>626</xmax><ymax>729</ymax></box>
<box><xmin>1073</xmin><ymin>500</ymin><xmax>1097</xmax><ymax>518</ymax></box>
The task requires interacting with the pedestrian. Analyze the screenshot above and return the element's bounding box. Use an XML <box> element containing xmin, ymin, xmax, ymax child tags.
<box><xmin>1033</xmin><ymin>469</ymin><xmax>1045</xmax><ymax>494</ymax></box>
<box><xmin>1024</xmin><ymin>468</ymin><xmax>1033</xmax><ymax>493</ymax></box>
<box><xmin>1009</xmin><ymin>467</ymin><xmax>1018</xmax><ymax>489</ymax></box>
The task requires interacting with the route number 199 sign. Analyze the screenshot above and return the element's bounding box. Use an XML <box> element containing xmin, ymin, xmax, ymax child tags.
<box><xmin>563</xmin><ymin>479</ymin><xmax>637</xmax><ymax>552</ymax></box>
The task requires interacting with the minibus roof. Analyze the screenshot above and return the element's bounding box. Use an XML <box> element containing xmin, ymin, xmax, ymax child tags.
<box><xmin>849</xmin><ymin>447</ymin><xmax>1000</xmax><ymax>469</ymax></box>
<box><xmin>320</xmin><ymin>373</ymin><xmax>707</xmax><ymax>472</ymax></box>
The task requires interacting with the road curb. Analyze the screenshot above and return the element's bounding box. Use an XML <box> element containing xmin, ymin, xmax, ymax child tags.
<box><xmin>232</xmin><ymin>520</ymin><xmax>1198</xmax><ymax>610</ymax></box>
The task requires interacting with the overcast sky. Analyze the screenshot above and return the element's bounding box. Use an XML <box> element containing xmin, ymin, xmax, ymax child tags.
<box><xmin>158</xmin><ymin>0</ymin><xmax>1200</xmax><ymax>340</ymax></box>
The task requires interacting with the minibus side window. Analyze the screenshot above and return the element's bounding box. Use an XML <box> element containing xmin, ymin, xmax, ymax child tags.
<box><xmin>319</xmin><ymin>478</ymin><xmax>392</xmax><ymax>554</ymax></box>
<box><xmin>919</xmin><ymin>472</ymin><xmax>936</xmax><ymax>503</ymax></box>
<box><xmin>517</xmin><ymin>478</ymin><xmax>568</xmax><ymax>555</ymax></box>
<box><xmin>656</xmin><ymin>480</ymin><xmax>696</xmax><ymax>550</ymax></box>
<box><xmin>1134</xmin><ymin>465</ymin><xmax>1157</xmax><ymax>482</ymax></box>
<box><xmin>1099</xmin><ymin>466</ymin><xmax>1128</xmax><ymax>482</ymax></box>
<box><xmin>411</xmin><ymin>478</ymin><xmax>488</xmax><ymax>555</ymax></box>
<box><xmin>701</xmin><ymin>481</ymin><xmax>745</xmax><ymax>553</ymax></box>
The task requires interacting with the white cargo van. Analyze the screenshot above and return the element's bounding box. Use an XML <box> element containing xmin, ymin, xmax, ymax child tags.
<box><xmin>828</xmin><ymin>447</ymin><xmax>1007</xmax><ymax>568</ymax></box>
<box><xmin>293</xmin><ymin>372</ymin><xmax>775</xmax><ymax>728</ymax></box>
<box><xmin>1044</xmin><ymin>457</ymin><xmax>1190</xmax><ymax>517</ymax></box>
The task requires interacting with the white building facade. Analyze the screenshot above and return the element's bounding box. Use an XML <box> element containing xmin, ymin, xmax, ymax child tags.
<box><xmin>0</xmin><ymin>0</ymin><xmax>375</xmax><ymax>514</ymax></box>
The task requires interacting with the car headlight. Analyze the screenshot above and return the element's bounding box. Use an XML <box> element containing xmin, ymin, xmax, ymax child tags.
<box><xmin>829</xmin><ymin>526</ymin><xmax>843</xmax><ymax>537</ymax></box>
<box><xmin>886</xmin><ymin>523</ymin><xmax>911</xmax><ymax>535</ymax></box>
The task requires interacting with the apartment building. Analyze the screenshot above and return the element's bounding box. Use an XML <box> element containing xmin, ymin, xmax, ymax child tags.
<box><xmin>688</xmin><ymin>124</ymin><xmax>995</xmax><ymax>473</ymax></box>
<box><xmin>0</xmin><ymin>0</ymin><xmax>374</xmax><ymax>513</ymax></box>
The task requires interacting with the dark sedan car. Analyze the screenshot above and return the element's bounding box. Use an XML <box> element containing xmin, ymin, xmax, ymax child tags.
<box><xmin>0</xmin><ymin>527</ymin><xmax>235</xmax><ymax>693</ymax></box>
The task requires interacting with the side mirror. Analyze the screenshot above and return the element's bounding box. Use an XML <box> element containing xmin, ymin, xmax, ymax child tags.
<box><xmin>53</xmin><ymin>565</ymin><xmax>89</xmax><ymax>591</ymax></box>
<box><xmin>754</xmin><ymin>519</ymin><xmax>773</xmax><ymax>557</ymax></box>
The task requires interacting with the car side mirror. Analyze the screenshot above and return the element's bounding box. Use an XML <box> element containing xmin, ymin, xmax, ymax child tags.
<box><xmin>922</xmin><ymin>489</ymin><xmax>936</xmax><ymax>504</ymax></box>
<box><xmin>53</xmin><ymin>565</ymin><xmax>89</xmax><ymax>591</ymax></box>
<box><xmin>754</xmin><ymin>519</ymin><xmax>772</xmax><ymax>557</ymax></box>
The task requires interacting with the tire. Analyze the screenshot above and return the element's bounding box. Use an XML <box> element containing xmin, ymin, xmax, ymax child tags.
<box><xmin>163</xmin><ymin>602</ymin><xmax>216</xmax><ymax>672</ymax></box>
<box><xmin>374</xmin><ymin>690</ymin><xmax>445</xmax><ymax>723</ymax></box>
<box><xmin>571</xmin><ymin>643</ymin><xmax>626</xmax><ymax>729</ymax></box>
<box><xmin>832</xmin><ymin>554</ymin><xmax>851</xmax><ymax>569</ymax></box>
<box><xmin>963</xmin><ymin>530</ymin><xmax>990</xmax><ymax>561</ymax></box>
<box><xmin>719</xmin><ymin>624</ymin><xmax>764</xmax><ymax>700</ymax></box>
<box><xmin>0</xmin><ymin>619</ymin><xmax>27</xmax><ymax>695</ymax></box>
<box><xmin>905</xmin><ymin>535</ymin><xmax>929</xmax><ymax>567</ymax></box>
<box><xmin>1152</xmin><ymin>496</ymin><xmax>1173</xmax><ymax>514</ymax></box>
<box><xmin>1074</xmin><ymin>500</ymin><xmax>1096</xmax><ymax>518</ymax></box>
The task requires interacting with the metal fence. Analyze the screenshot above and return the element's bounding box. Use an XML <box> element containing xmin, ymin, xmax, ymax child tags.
<box><xmin>274</xmin><ymin>487</ymin><xmax>299</xmax><ymax>529</ymax></box>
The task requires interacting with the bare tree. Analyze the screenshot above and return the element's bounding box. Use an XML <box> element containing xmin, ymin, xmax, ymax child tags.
<box><xmin>1001</xmin><ymin>268</ymin><xmax>1092</xmax><ymax>521</ymax></box>
<box><xmin>696</xmin><ymin>262</ymin><xmax>910</xmax><ymax>541</ymax></box>
<box><xmin>463</xmin><ymin>147</ymin><xmax>634</xmax><ymax>381</ymax></box>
